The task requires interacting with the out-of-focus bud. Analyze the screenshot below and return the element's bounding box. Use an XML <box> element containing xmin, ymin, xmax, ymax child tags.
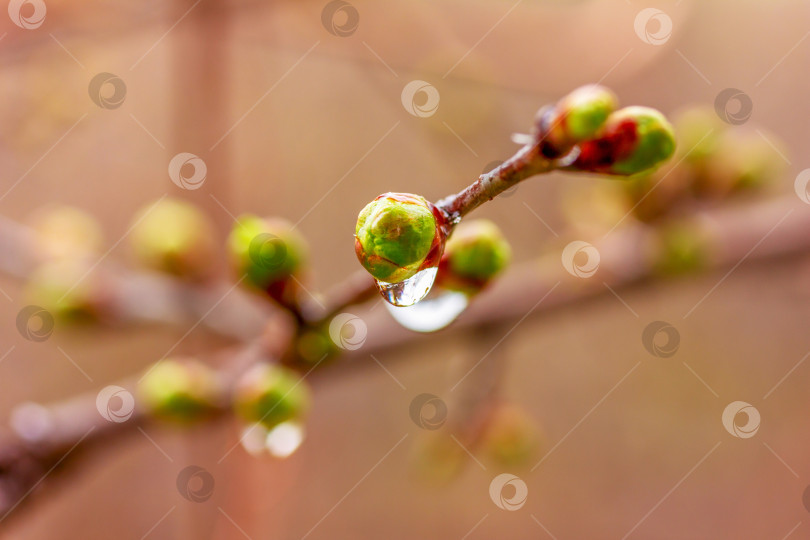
<box><xmin>674</xmin><ymin>107</ymin><xmax>724</xmax><ymax>167</ymax></box>
<box><xmin>27</xmin><ymin>205</ymin><xmax>103</xmax><ymax>261</ymax></box>
<box><xmin>698</xmin><ymin>130</ymin><xmax>787</xmax><ymax>197</ymax></box>
<box><xmin>233</xmin><ymin>363</ymin><xmax>311</xmax><ymax>430</ymax></box>
<box><xmin>25</xmin><ymin>259</ymin><xmax>109</xmax><ymax>322</ymax></box>
<box><xmin>130</xmin><ymin>198</ymin><xmax>216</xmax><ymax>279</ymax></box>
<box><xmin>295</xmin><ymin>327</ymin><xmax>338</xmax><ymax>365</ymax></box>
<box><xmin>572</xmin><ymin>106</ymin><xmax>676</xmax><ymax>176</ymax></box>
<box><xmin>138</xmin><ymin>358</ymin><xmax>221</xmax><ymax>422</ymax></box>
<box><xmin>480</xmin><ymin>403</ymin><xmax>543</xmax><ymax>468</ymax></box>
<box><xmin>650</xmin><ymin>219</ymin><xmax>714</xmax><ymax>276</ymax></box>
<box><xmin>534</xmin><ymin>84</ymin><xmax>618</xmax><ymax>158</ymax></box>
<box><xmin>355</xmin><ymin>193</ymin><xmax>446</xmax><ymax>284</ymax></box>
<box><xmin>438</xmin><ymin>219</ymin><xmax>511</xmax><ymax>294</ymax></box>
<box><xmin>410</xmin><ymin>432</ymin><xmax>466</xmax><ymax>486</ymax></box>
<box><xmin>227</xmin><ymin>215</ymin><xmax>308</xmax><ymax>291</ymax></box>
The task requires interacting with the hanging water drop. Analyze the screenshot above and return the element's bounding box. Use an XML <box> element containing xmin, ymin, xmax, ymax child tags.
<box><xmin>265</xmin><ymin>421</ymin><xmax>305</xmax><ymax>458</ymax></box>
<box><xmin>376</xmin><ymin>266</ymin><xmax>438</xmax><ymax>307</ymax></box>
<box><xmin>385</xmin><ymin>290</ymin><xmax>469</xmax><ymax>332</ymax></box>
<box><xmin>240</xmin><ymin>423</ymin><xmax>269</xmax><ymax>456</ymax></box>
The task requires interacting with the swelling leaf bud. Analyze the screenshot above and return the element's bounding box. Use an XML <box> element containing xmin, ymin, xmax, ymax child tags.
<box><xmin>535</xmin><ymin>84</ymin><xmax>618</xmax><ymax>158</ymax></box>
<box><xmin>355</xmin><ymin>193</ymin><xmax>445</xmax><ymax>283</ymax></box>
<box><xmin>228</xmin><ymin>215</ymin><xmax>308</xmax><ymax>290</ymax></box>
<box><xmin>130</xmin><ymin>198</ymin><xmax>216</xmax><ymax>279</ymax></box>
<box><xmin>480</xmin><ymin>403</ymin><xmax>543</xmax><ymax>468</ymax></box>
<box><xmin>438</xmin><ymin>219</ymin><xmax>511</xmax><ymax>294</ymax></box>
<box><xmin>233</xmin><ymin>363</ymin><xmax>311</xmax><ymax>430</ymax></box>
<box><xmin>25</xmin><ymin>259</ymin><xmax>109</xmax><ymax>322</ymax></box>
<box><xmin>572</xmin><ymin>106</ymin><xmax>676</xmax><ymax>176</ymax></box>
<box><xmin>138</xmin><ymin>359</ymin><xmax>221</xmax><ymax>421</ymax></box>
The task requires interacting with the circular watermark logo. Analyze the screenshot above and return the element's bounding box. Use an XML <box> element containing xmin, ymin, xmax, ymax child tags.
<box><xmin>634</xmin><ymin>8</ymin><xmax>672</xmax><ymax>45</ymax></box>
<box><xmin>88</xmin><ymin>73</ymin><xmax>126</xmax><ymax>110</ymax></box>
<box><xmin>721</xmin><ymin>401</ymin><xmax>760</xmax><ymax>439</ymax></box>
<box><xmin>642</xmin><ymin>321</ymin><xmax>680</xmax><ymax>358</ymax></box>
<box><xmin>409</xmin><ymin>393</ymin><xmax>447</xmax><ymax>430</ymax></box>
<box><xmin>714</xmin><ymin>88</ymin><xmax>753</xmax><ymax>125</ymax></box>
<box><xmin>328</xmin><ymin>313</ymin><xmax>367</xmax><ymax>350</ymax></box>
<box><xmin>168</xmin><ymin>152</ymin><xmax>207</xmax><ymax>190</ymax></box>
<box><xmin>16</xmin><ymin>305</ymin><xmax>54</xmax><ymax>342</ymax></box>
<box><xmin>8</xmin><ymin>0</ymin><xmax>46</xmax><ymax>29</ymax></box>
<box><xmin>96</xmin><ymin>385</ymin><xmax>135</xmax><ymax>423</ymax></box>
<box><xmin>489</xmin><ymin>473</ymin><xmax>528</xmax><ymax>511</ymax></box>
<box><xmin>176</xmin><ymin>465</ymin><xmax>215</xmax><ymax>502</ymax></box>
<box><xmin>248</xmin><ymin>233</ymin><xmax>287</xmax><ymax>270</ymax></box>
<box><xmin>321</xmin><ymin>0</ymin><xmax>358</xmax><ymax>37</ymax></box>
<box><xmin>561</xmin><ymin>240</ymin><xmax>600</xmax><ymax>278</ymax></box>
<box><xmin>401</xmin><ymin>80</ymin><xmax>440</xmax><ymax>118</ymax></box>
<box><xmin>794</xmin><ymin>169</ymin><xmax>810</xmax><ymax>204</ymax></box>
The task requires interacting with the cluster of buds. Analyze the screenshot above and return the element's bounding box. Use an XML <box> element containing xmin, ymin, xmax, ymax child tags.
<box><xmin>535</xmin><ymin>85</ymin><xmax>676</xmax><ymax>176</ymax></box>
<box><xmin>138</xmin><ymin>358</ymin><xmax>221</xmax><ymax>422</ymax></box>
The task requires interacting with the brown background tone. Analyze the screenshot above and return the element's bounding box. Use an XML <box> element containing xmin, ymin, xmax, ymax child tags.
<box><xmin>1</xmin><ymin>0</ymin><xmax>809</xmax><ymax>538</ymax></box>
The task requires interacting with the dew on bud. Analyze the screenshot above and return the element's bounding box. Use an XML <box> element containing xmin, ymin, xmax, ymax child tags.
<box><xmin>376</xmin><ymin>266</ymin><xmax>438</xmax><ymax>307</ymax></box>
<box><xmin>265</xmin><ymin>421</ymin><xmax>305</xmax><ymax>458</ymax></box>
<box><xmin>385</xmin><ymin>290</ymin><xmax>468</xmax><ymax>332</ymax></box>
<box><xmin>240</xmin><ymin>423</ymin><xmax>270</xmax><ymax>456</ymax></box>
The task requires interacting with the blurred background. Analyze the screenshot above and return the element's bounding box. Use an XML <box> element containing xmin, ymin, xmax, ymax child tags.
<box><xmin>2</xmin><ymin>0</ymin><xmax>810</xmax><ymax>538</ymax></box>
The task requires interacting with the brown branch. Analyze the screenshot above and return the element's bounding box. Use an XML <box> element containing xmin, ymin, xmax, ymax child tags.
<box><xmin>435</xmin><ymin>141</ymin><xmax>556</xmax><ymax>220</ymax></box>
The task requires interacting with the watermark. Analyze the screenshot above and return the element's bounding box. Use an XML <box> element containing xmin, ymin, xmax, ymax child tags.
<box><xmin>721</xmin><ymin>401</ymin><xmax>760</xmax><ymax>439</ymax></box>
<box><xmin>88</xmin><ymin>73</ymin><xmax>127</xmax><ymax>109</ymax></box>
<box><xmin>634</xmin><ymin>8</ymin><xmax>672</xmax><ymax>45</ymax></box>
<box><xmin>714</xmin><ymin>88</ymin><xmax>753</xmax><ymax>125</ymax></box>
<box><xmin>168</xmin><ymin>152</ymin><xmax>207</xmax><ymax>190</ymax></box>
<box><xmin>248</xmin><ymin>233</ymin><xmax>287</xmax><ymax>270</ymax></box>
<box><xmin>8</xmin><ymin>0</ymin><xmax>46</xmax><ymax>29</ymax></box>
<box><xmin>96</xmin><ymin>385</ymin><xmax>135</xmax><ymax>423</ymax></box>
<box><xmin>489</xmin><ymin>473</ymin><xmax>528</xmax><ymax>511</ymax></box>
<box><xmin>328</xmin><ymin>313</ymin><xmax>367</xmax><ymax>350</ymax></box>
<box><xmin>802</xmin><ymin>485</ymin><xmax>810</xmax><ymax>513</ymax></box>
<box><xmin>401</xmin><ymin>80</ymin><xmax>440</xmax><ymax>118</ymax></box>
<box><xmin>641</xmin><ymin>321</ymin><xmax>680</xmax><ymax>358</ymax></box>
<box><xmin>321</xmin><ymin>0</ymin><xmax>358</xmax><ymax>37</ymax></box>
<box><xmin>176</xmin><ymin>465</ymin><xmax>215</xmax><ymax>502</ymax></box>
<box><xmin>16</xmin><ymin>305</ymin><xmax>54</xmax><ymax>342</ymax></box>
<box><xmin>409</xmin><ymin>393</ymin><xmax>447</xmax><ymax>430</ymax></box>
<box><xmin>793</xmin><ymin>169</ymin><xmax>810</xmax><ymax>204</ymax></box>
<box><xmin>561</xmin><ymin>240</ymin><xmax>600</xmax><ymax>278</ymax></box>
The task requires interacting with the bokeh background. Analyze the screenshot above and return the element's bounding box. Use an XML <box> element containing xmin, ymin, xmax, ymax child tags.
<box><xmin>2</xmin><ymin>0</ymin><xmax>810</xmax><ymax>538</ymax></box>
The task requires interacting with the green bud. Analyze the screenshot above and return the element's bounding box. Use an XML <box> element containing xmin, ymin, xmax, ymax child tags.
<box><xmin>25</xmin><ymin>259</ymin><xmax>108</xmax><ymax>322</ymax></box>
<box><xmin>355</xmin><ymin>193</ymin><xmax>440</xmax><ymax>283</ymax></box>
<box><xmin>228</xmin><ymin>215</ymin><xmax>307</xmax><ymax>290</ymax></box>
<box><xmin>573</xmin><ymin>106</ymin><xmax>676</xmax><ymax>176</ymax></box>
<box><xmin>130</xmin><ymin>198</ymin><xmax>216</xmax><ymax>279</ymax></box>
<box><xmin>480</xmin><ymin>403</ymin><xmax>543</xmax><ymax>468</ymax></box>
<box><xmin>439</xmin><ymin>219</ymin><xmax>511</xmax><ymax>294</ymax></box>
<box><xmin>296</xmin><ymin>327</ymin><xmax>338</xmax><ymax>365</ymax></box>
<box><xmin>138</xmin><ymin>359</ymin><xmax>220</xmax><ymax>421</ymax></box>
<box><xmin>651</xmin><ymin>220</ymin><xmax>714</xmax><ymax>276</ymax></box>
<box><xmin>537</xmin><ymin>85</ymin><xmax>618</xmax><ymax>157</ymax></box>
<box><xmin>410</xmin><ymin>432</ymin><xmax>466</xmax><ymax>486</ymax></box>
<box><xmin>28</xmin><ymin>205</ymin><xmax>103</xmax><ymax>260</ymax></box>
<box><xmin>233</xmin><ymin>363</ymin><xmax>311</xmax><ymax>430</ymax></box>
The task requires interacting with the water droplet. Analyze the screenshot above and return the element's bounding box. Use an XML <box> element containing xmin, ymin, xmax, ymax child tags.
<box><xmin>385</xmin><ymin>291</ymin><xmax>468</xmax><ymax>332</ymax></box>
<box><xmin>376</xmin><ymin>267</ymin><xmax>438</xmax><ymax>307</ymax></box>
<box><xmin>240</xmin><ymin>423</ymin><xmax>269</xmax><ymax>456</ymax></box>
<box><xmin>265</xmin><ymin>421</ymin><xmax>305</xmax><ymax>458</ymax></box>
